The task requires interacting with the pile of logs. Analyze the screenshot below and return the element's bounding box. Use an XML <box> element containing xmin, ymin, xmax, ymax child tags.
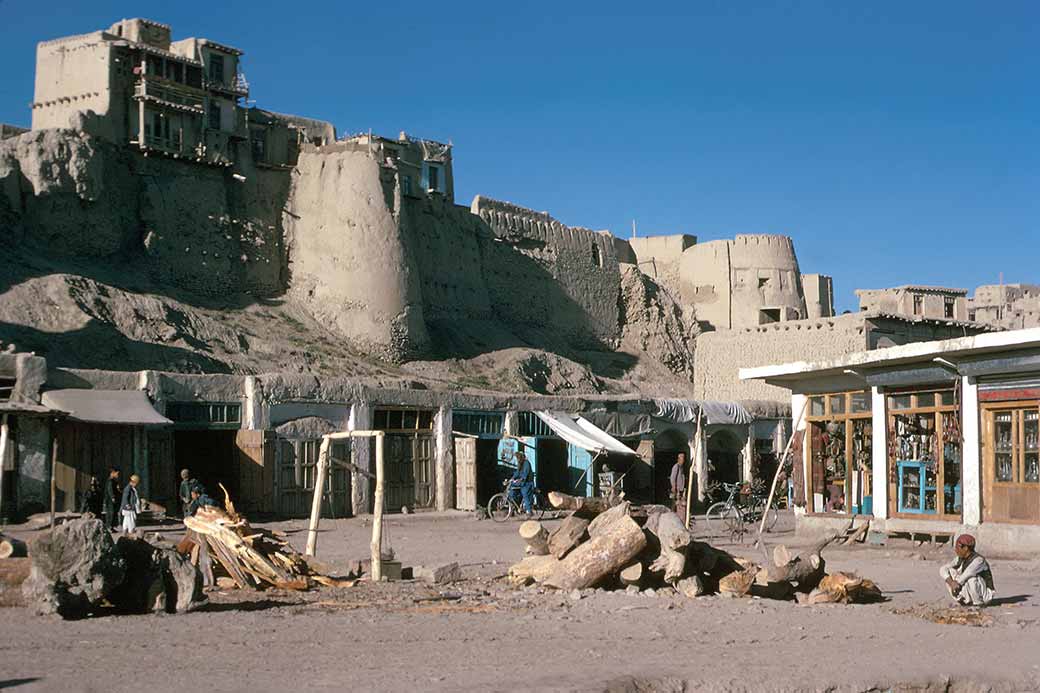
<box><xmin>509</xmin><ymin>492</ymin><xmax>883</xmax><ymax>605</ymax></box>
<box><xmin>182</xmin><ymin>494</ymin><xmax>354</xmax><ymax>591</ymax></box>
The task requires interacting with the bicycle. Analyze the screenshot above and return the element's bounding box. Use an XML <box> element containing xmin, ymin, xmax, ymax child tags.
<box><xmin>704</xmin><ymin>482</ymin><xmax>780</xmax><ymax>536</ymax></box>
<box><xmin>487</xmin><ymin>480</ymin><xmax>547</xmax><ymax>522</ymax></box>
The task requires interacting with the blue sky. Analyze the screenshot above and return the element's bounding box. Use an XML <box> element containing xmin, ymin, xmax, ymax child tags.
<box><xmin>2</xmin><ymin>1</ymin><xmax>1037</xmax><ymax>312</ymax></box>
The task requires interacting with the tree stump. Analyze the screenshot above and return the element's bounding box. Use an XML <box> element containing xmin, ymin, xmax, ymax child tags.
<box><xmin>21</xmin><ymin>517</ymin><xmax>126</xmax><ymax>619</ymax></box>
<box><xmin>519</xmin><ymin>521</ymin><xmax>549</xmax><ymax>556</ymax></box>
<box><xmin>0</xmin><ymin>534</ymin><xmax>28</xmax><ymax>559</ymax></box>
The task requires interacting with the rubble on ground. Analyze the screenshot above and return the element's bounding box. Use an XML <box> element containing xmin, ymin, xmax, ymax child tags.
<box><xmin>508</xmin><ymin>492</ymin><xmax>884</xmax><ymax>605</ymax></box>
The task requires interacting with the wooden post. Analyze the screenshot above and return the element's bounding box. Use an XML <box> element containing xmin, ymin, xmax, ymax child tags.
<box><xmin>0</xmin><ymin>414</ymin><xmax>8</xmax><ymax>522</ymax></box>
<box><xmin>685</xmin><ymin>412</ymin><xmax>703</xmax><ymax>528</ymax></box>
<box><xmin>49</xmin><ymin>432</ymin><xmax>58</xmax><ymax>529</ymax></box>
<box><xmin>371</xmin><ymin>430</ymin><xmax>385</xmax><ymax>581</ymax></box>
<box><xmin>304</xmin><ymin>439</ymin><xmax>331</xmax><ymax>557</ymax></box>
<box><xmin>756</xmin><ymin>400</ymin><xmax>809</xmax><ymax>543</ymax></box>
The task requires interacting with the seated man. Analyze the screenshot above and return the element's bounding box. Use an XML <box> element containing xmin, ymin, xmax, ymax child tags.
<box><xmin>187</xmin><ymin>484</ymin><xmax>219</xmax><ymax>517</ymax></box>
<box><xmin>940</xmin><ymin>533</ymin><xmax>995</xmax><ymax>606</ymax></box>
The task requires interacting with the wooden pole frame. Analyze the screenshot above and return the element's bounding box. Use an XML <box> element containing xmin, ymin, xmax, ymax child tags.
<box><xmin>0</xmin><ymin>413</ymin><xmax>8</xmax><ymax>523</ymax></box>
<box><xmin>49</xmin><ymin>431</ymin><xmax>58</xmax><ymax>529</ymax></box>
<box><xmin>755</xmin><ymin>399</ymin><xmax>809</xmax><ymax>544</ymax></box>
<box><xmin>305</xmin><ymin>430</ymin><xmax>386</xmax><ymax>581</ymax></box>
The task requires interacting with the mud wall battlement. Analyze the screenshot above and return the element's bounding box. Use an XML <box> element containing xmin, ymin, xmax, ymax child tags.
<box><xmin>471</xmin><ymin>195</ymin><xmax>622</xmax><ymax>347</ymax></box>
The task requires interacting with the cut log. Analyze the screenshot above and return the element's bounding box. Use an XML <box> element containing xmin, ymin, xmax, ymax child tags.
<box><xmin>547</xmin><ymin>492</ymin><xmax>615</xmax><ymax>515</ymax></box>
<box><xmin>718</xmin><ymin>562</ymin><xmax>759</xmax><ymax>597</ymax></box>
<box><xmin>508</xmin><ymin>555</ymin><xmax>560</xmax><ymax>585</ymax></box>
<box><xmin>0</xmin><ymin>558</ymin><xmax>31</xmax><ymax>607</ymax></box>
<box><xmin>588</xmin><ymin>501</ymin><xmax>631</xmax><ymax>537</ymax></box>
<box><xmin>676</xmin><ymin>575</ymin><xmax>705</xmax><ymax>599</ymax></box>
<box><xmin>643</xmin><ymin>510</ymin><xmax>692</xmax><ymax>585</ymax></box>
<box><xmin>0</xmin><ymin>534</ymin><xmax>27</xmax><ymax>559</ymax></box>
<box><xmin>762</xmin><ymin>535</ymin><xmax>837</xmax><ymax>593</ymax></box>
<box><xmin>807</xmin><ymin>571</ymin><xmax>884</xmax><ymax>604</ymax></box>
<box><xmin>519</xmin><ymin>521</ymin><xmax>549</xmax><ymax>556</ymax></box>
<box><xmin>548</xmin><ymin>514</ymin><xmax>590</xmax><ymax>559</ymax></box>
<box><xmin>544</xmin><ymin>515</ymin><xmax>647</xmax><ymax>591</ymax></box>
<box><xmin>619</xmin><ymin>561</ymin><xmax>644</xmax><ymax>588</ymax></box>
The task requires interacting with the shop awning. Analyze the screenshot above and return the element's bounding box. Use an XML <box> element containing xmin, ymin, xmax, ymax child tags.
<box><xmin>41</xmin><ymin>389</ymin><xmax>172</xmax><ymax>426</ymax></box>
<box><xmin>652</xmin><ymin>399</ymin><xmax>754</xmax><ymax>425</ymax></box>
<box><xmin>534</xmin><ymin>411</ymin><xmax>637</xmax><ymax>456</ymax></box>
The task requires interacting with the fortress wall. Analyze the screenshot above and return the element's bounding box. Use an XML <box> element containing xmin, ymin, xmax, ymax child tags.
<box><xmin>679</xmin><ymin>239</ymin><xmax>732</xmax><ymax>328</ymax></box>
<box><xmin>471</xmin><ymin>195</ymin><xmax>622</xmax><ymax>346</ymax></box>
<box><xmin>284</xmin><ymin>147</ymin><xmax>428</xmax><ymax>361</ymax></box>
<box><xmin>628</xmin><ymin>233</ymin><xmax>696</xmax><ymax>297</ymax></box>
<box><xmin>693</xmin><ymin>313</ymin><xmax>868</xmax><ymax>401</ymax></box>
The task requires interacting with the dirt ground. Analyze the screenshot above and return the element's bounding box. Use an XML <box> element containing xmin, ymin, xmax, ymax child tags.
<box><xmin>1</xmin><ymin>512</ymin><xmax>1039</xmax><ymax>693</ymax></box>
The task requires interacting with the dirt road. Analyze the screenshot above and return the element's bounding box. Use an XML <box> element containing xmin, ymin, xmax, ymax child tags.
<box><xmin>1</xmin><ymin>512</ymin><xmax>1038</xmax><ymax>692</ymax></box>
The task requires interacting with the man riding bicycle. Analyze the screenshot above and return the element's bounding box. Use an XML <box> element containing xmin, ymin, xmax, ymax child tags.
<box><xmin>507</xmin><ymin>449</ymin><xmax>534</xmax><ymax>515</ymax></box>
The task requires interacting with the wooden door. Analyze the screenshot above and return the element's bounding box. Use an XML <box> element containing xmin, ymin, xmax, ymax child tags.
<box><xmin>454</xmin><ymin>437</ymin><xmax>477</xmax><ymax>510</ymax></box>
<box><xmin>384</xmin><ymin>434</ymin><xmax>415</xmax><ymax>512</ymax></box>
<box><xmin>413</xmin><ymin>435</ymin><xmax>435</xmax><ymax>508</ymax></box>
<box><xmin>237</xmin><ymin>430</ymin><xmax>274</xmax><ymax>514</ymax></box>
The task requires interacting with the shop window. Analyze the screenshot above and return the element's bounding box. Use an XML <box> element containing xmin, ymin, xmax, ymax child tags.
<box><xmin>453</xmin><ymin>411</ymin><xmax>503</xmax><ymax>436</ymax></box>
<box><xmin>888</xmin><ymin>387</ymin><xmax>960</xmax><ymax>518</ymax></box>
<box><xmin>807</xmin><ymin>390</ymin><xmax>873</xmax><ymax>515</ymax></box>
<box><xmin>517</xmin><ymin>411</ymin><xmax>553</xmax><ymax>437</ymax></box>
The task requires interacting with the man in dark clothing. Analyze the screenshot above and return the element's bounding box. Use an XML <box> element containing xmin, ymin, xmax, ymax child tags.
<box><xmin>179</xmin><ymin>469</ymin><xmax>196</xmax><ymax>519</ymax></box>
<box><xmin>509</xmin><ymin>449</ymin><xmax>534</xmax><ymax>514</ymax></box>
<box><xmin>670</xmin><ymin>453</ymin><xmax>687</xmax><ymax>514</ymax></box>
<box><xmin>79</xmin><ymin>476</ymin><xmax>103</xmax><ymax>517</ymax></box>
<box><xmin>187</xmin><ymin>485</ymin><xmax>218</xmax><ymax>517</ymax></box>
<box><xmin>102</xmin><ymin>467</ymin><xmax>121</xmax><ymax>530</ymax></box>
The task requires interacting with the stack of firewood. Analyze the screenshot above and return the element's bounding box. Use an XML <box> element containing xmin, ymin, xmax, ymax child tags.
<box><xmin>183</xmin><ymin>491</ymin><xmax>354</xmax><ymax>591</ymax></box>
<box><xmin>509</xmin><ymin>492</ymin><xmax>883</xmax><ymax>605</ymax></box>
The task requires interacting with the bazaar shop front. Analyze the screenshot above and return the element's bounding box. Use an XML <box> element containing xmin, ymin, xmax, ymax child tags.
<box><xmin>741</xmin><ymin>328</ymin><xmax>1040</xmax><ymax>551</ymax></box>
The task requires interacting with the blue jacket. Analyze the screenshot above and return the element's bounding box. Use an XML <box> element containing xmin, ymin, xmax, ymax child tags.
<box><xmin>511</xmin><ymin>459</ymin><xmax>533</xmax><ymax>485</ymax></box>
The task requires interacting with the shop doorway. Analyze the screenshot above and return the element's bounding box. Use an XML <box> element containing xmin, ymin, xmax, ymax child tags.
<box><xmin>174</xmin><ymin>429</ymin><xmax>239</xmax><ymax>502</ymax></box>
<box><xmin>476</xmin><ymin>439</ymin><xmax>500</xmax><ymax>506</ymax></box>
<box><xmin>536</xmin><ymin>439</ymin><xmax>569</xmax><ymax>494</ymax></box>
<box><xmin>708</xmin><ymin>430</ymin><xmax>742</xmax><ymax>487</ymax></box>
<box><xmin>653</xmin><ymin>429</ymin><xmax>688</xmax><ymax>504</ymax></box>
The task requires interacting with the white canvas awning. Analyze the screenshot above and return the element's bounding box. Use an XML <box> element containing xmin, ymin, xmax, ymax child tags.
<box><xmin>534</xmin><ymin>411</ymin><xmax>636</xmax><ymax>456</ymax></box>
<box><xmin>41</xmin><ymin>389</ymin><xmax>172</xmax><ymax>426</ymax></box>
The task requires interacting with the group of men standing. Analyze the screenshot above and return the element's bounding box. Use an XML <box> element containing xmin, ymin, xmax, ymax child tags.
<box><xmin>78</xmin><ymin>467</ymin><xmax>216</xmax><ymax>534</ymax></box>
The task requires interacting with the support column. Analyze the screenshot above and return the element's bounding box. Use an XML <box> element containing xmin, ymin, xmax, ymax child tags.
<box><xmin>434</xmin><ymin>405</ymin><xmax>454</xmax><ymax>511</ymax></box>
<box><xmin>348</xmin><ymin>402</ymin><xmax>373</xmax><ymax>515</ymax></box>
<box><xmin>961</xmin><ymin>376</ymin><xmax>981</xmax><ymax>526</ymax></box>
<box><xmin>741</xmin><ymin>425</ymin><xmax>754</xmax><ymax>483</ymax></box>
<box><xmin>790</xmin><ymin>394</ymin><xmax>809</xmax><ymax>512</ymax></box>
<box><xmin>870</xmin><ymin>387</ymin><xmax>888</xmax><ymax>519</ymax></box>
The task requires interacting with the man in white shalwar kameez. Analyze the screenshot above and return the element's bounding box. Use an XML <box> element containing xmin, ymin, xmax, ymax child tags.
<box><xmin>940</xmin><ymin>533</ymin><xmax>995</xmax><ymax>606</ymax></box>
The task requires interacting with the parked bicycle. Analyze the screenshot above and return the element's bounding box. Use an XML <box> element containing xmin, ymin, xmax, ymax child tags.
<box><xmin>704</xmin><ymin>481</ymin><xmax>780</xmax><ymax>536</ymax></box>
<box><xmin>487</xmin><ymin>479</ymin><xmax>547</xmax><ymax>522</ymax></box>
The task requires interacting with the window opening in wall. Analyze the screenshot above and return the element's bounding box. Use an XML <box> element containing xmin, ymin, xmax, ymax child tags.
<box><xmin>402</xmin><ymin>175</ymin><xmax>413</xmax><ymax>196</ymax></box>
<box><xmin>250</xmin><ymin>128</ymin><xmax>265</xmax><ymax>162</ymax></box>
<box><xmin>517</xmin><ymin>411</ymin><xmax>553</xmax><ymax>437</ymax></box>
<box><xmin>969</xmin><ymin>310</ymin><xmax>977</xmax><ymax>322</ymax></box>
<box><xmin>0</xmin><ymin>377</ymin><xmax>15</xmax><ymax>401</ymax></box>
<box><xmin>453</xmin><ymin>411</ymin><xmax>504</xmax><ymax>436</ymax></box>
<box><xmin>758</xmin><ymin>277</ymin><xmax>769</xmax><ymax>289</ymax></box>
<box><xmin>807</xmin><ymin>391</ymin><xmax>873</xmax><ymax>515</ymax></box>
<box><xmin>373</xmin><ymin>408</ymin><xmax>434</xmax><ymax>432</ymax></box>
<box><xmin>591</xmin><ymin>244</ymin><xmax>602</xmax><ymax>268</ymax></box>
<box><xmin>422</xmin><ymin>163</ymin><xmax>441</xmax><ymax>192</ymax></box>
<box><xmin>209</xmin><ymin>54</ymin><xmax>225</xmax><ymax>84</ymax></box>
<box><xmin>166</xmin><ymin>402</ymin><xmax>242</xmax><ymax>428</ymax></box>
<box><xmin>944</xmin><ymin>296</ymin><xmax>955</xmax><ymax>318</ymax></box>
<box><xmin>759</xmin><ymin>308</ymin><xmax>781</xmax><ymax>324</ymax></box>
<box><xmin>208</xmin><ymin>101</ymin><xmax>221</xmax><ymax>130</ymax></box>
<box><xmin>186</xmin><ymin>65</ymin><xmax>202</xmax><ymax>88</ymax></box>
<box><xmin>888</xmin><ymin>388</ymin><xmax>960</xmax><ymax>518</ymax></box>
<box><xmin>913</xmin><ymin>294</ymin><xmax>923</xmax><ymax>315</ymax></box>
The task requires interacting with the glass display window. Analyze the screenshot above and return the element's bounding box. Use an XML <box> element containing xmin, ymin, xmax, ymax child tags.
<box><xmin>982</xmin><ymin>401</ymin><xmax>1040</xmax><ymax>524</ymax></box>
<box><xmin>887</xmin><ymin>386</ymin><xmax>960</xmax><ymax>519</ymax></box>
<box><xmin>806</xmin><ymin>391</ymin><xmax>873</xmax><ymax>515</ymax></box>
